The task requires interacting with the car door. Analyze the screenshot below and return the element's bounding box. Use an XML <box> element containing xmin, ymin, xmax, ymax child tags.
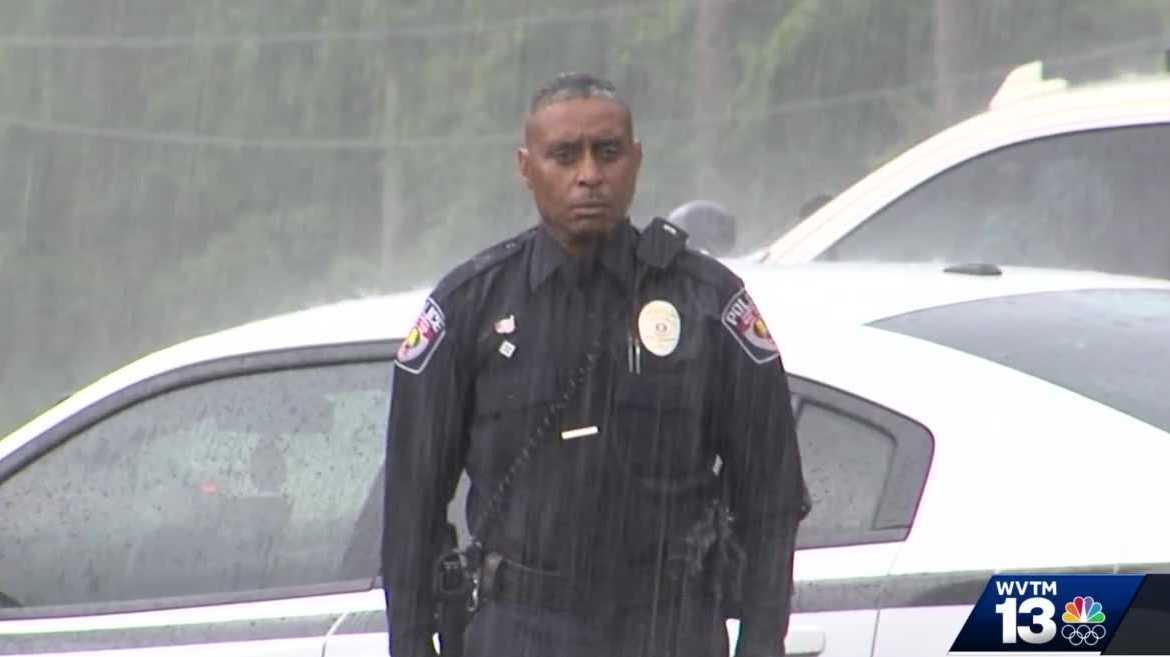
<box><xmin>776</xmin><ymin>377</ymin><xmax>933</xmax><ymax>657</ymax></box>
<box><xmin>0</xmin><ymin>343</ymin><xmax>395</xmax><ymax>656</ymax></box>
<box><xmin>316</xmin><ymin>468</ymin><xmax>470</xmax><ymax>657</ymax></box>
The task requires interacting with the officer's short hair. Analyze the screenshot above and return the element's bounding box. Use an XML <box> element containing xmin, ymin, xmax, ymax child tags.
<box><xmin>529</xmin><ymin>72</ymin><xmax>628</xmax><ymax>115</ymax></box>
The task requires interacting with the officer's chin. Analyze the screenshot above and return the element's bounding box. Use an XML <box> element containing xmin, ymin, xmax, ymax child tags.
<box><xmin>566</xmin><ymin>213</ymin><xmax>621</xmax><ymax>238</ymax></box>
<box><xmin>544</xmin><ymin>213</ymin><xmax>620</xmax><ymax>253</ymax></box>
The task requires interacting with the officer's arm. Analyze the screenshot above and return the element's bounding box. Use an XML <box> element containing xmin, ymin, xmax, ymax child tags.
<box><xmin>382</xmin><ymin>295</ymin><xmax>470</xmax><ymax>657</ymax></box>
<box><xmin>714</xmin><ymin>287</ymin><xmax>808</xmax><ymax>657</ymax></box>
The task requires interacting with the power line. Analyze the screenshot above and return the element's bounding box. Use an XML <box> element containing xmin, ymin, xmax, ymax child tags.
<box><xmin>0</xmin><ymin>1</ymin><xmax>685</xmax><ymax>50</ymax></box>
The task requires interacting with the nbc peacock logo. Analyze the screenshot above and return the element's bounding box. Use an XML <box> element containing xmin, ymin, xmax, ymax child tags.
<box><xmin>1060</xmin><ymin>596</ymin><xmax>1107</xmax><ymax>647</ymax></box>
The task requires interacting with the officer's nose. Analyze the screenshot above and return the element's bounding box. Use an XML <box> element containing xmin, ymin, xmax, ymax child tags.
<box><xmin>576</xmin><ymin>153</ymin><xmax>603</xmax><ymax>188</ymax></box>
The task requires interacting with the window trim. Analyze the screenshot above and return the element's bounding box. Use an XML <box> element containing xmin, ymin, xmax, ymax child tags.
<box><xmin>0</xmin><ymin>340</ymin><xmax>397</xmax><ymax>619</ymax></box>
<box><xmin>789</xmin><ymin>376</ymin><xmax>934</xmax><ymax>550</ymax></box>
<box><xmin>0</xmin><ymin>341</ymin><xmax>395</xmax><ymax>483</ymax></box>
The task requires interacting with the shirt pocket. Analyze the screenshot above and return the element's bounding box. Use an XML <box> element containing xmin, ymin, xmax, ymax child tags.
<box><xmin>468</xmin><ymin>368</ymin><xmax>563</xmax><ymax>484</ymax></box>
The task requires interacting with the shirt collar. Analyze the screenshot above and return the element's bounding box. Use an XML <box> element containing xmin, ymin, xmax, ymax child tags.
<box><xmin>529</xmin><ymin>220</ymin><xmax>637</xmax><ymax>292</ymax></box>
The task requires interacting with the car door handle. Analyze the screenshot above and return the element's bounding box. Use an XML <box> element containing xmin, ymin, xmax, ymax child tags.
<box><xmin>785</xmin><ymin>627</ymin><xmax>826</xmax><ymax>656</ymax></box>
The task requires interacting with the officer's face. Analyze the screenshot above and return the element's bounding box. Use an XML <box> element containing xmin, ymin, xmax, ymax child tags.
<box><xmin>518</xmin><ymin>97</ymin><xmax>642</xmax><ymax>252</ymax></box>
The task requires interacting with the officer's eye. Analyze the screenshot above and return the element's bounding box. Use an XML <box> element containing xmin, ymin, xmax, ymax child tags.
<box><xmin>594</xmin><ymin>140</ymin><xmax>622</xmax><ymax>160</ymax></box>
<box><xmin>549</xmin><ymin>146</ymin><xmax>577</xmax><ymax>165</ymax></box>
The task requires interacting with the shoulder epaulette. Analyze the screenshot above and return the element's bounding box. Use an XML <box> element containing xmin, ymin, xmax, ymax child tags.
<box><xmin>637</xmin><ymin>217</ymin><xmax>689</xmax><ymax>269</ymax></box>
<box><xmin>432</xmin><ymin>228</ymin><xmax>535</xmax><ymax>299</ymax></box>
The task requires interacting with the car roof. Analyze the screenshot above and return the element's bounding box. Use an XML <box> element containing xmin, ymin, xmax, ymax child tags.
<box><xmin>736</xmin><ymin>261</ymin><xmax>1170</xmax><ymax>326</ymax></box>
<box><xmin>0</xmin><ymin>290</ymin><xmax>429</xmax><ymax>460</ymax></box>
<box><xmin>872</xmin><ymin>287</ymin><xmax>1170</xmax><ymax>434</ymax></box>
<box><xmin>739</xmin><ymin>263</ymin><xmax>1170</xmax><ymax>439</ymax></box>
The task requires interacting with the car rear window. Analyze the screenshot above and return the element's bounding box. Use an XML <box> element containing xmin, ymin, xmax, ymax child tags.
<box><xmin>870</xmin><ymin>288</ymin><xmax>1170</xmax><ymax>433</ymax></box>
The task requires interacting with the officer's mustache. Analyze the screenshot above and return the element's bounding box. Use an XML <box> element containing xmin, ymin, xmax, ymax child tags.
<box><xmin>572</xmin><ymin>191</ymin><xmax>610</xmax><ymax>204</ymax></box>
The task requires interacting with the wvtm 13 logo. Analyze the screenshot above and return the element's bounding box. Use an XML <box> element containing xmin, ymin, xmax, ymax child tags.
<box><xmin>950</xmin><ymin>574</ymin><xmax>1143</xmax><ymax>653</ymax></box>
<box><xmin>994</xmin><ymin>581</ymin><xmax>1106</xmax><ymax>647</ymax></box>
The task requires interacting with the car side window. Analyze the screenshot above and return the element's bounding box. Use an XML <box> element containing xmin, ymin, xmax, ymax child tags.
<box><xmin>790</xmin><ymin>377</ymin><xmax>932</xmax><ymax>549</ymax></box>
<box><xmin>821</xmin><ymin>123</ymin><xmax>1170</xmax><ymax>279</ymax></box>
<box><xmin>0</xmin><ymin>359</ymin><xmax>390</xmax><ymax>612</ymax></box>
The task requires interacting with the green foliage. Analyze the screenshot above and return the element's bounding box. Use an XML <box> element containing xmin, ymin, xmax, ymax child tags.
<box><xmin>149</xmin><ymin>204</ymin><xmax>384</xmax><ymax>325</ymax></box>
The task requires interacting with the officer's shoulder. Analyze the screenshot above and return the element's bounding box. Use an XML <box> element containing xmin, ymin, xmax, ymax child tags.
<box><xmin>430</xmin><ymin>228</ymin><xmax>535</xmax><ymax>301</ymax></box>
<box><xmin>641</xmin><ymin>216</ymin><xmax>742</xmax><ymax>297</ymax></box>
<box><xmin>672</xmin><ymin>245</ymin><xmax>744</xmax><ymax>298</ymax></box>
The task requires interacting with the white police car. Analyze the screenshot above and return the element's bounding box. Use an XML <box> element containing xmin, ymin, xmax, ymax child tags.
<box><xmin>741</xmin><ymin>262</ymin><xmax>1170</xmax><ymax>656</ymax></box>
<box><xmin>2</xmin><ymin>263</ymin><xmax>1169</xmax><ymax>657</ymax></box>
<box><xmin>763</xmin><ymin>61</ymin><xmax>1170</xmax><ymax>281</ymax></box>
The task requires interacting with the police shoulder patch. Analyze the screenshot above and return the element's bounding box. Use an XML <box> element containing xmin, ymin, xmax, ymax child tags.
<box><xmin>721</xmin><ymin>288</ymin><xmax>779</xmax><ymax>365</ymax></box>
<box><xmin>396</xmin><ymin>297</ymin><xmax>447</xmax><ymax>374</ymax></box>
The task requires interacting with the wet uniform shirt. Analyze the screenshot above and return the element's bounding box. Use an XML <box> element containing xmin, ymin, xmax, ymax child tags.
<box><xmin>383</xmin><ymin>219</ymin><xmax>806</xmax><ymax>657</ymax></box>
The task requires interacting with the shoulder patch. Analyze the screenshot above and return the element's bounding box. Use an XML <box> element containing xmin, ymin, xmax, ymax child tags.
<box><xmin>721</xmin><ymin>288</ymin><xmax>779</xmax><ymax>365</ymax></box>
<box><xmin>396</xmin><ymin>297</ymin><xmax>447</xmax><ymax>374</ymax></box>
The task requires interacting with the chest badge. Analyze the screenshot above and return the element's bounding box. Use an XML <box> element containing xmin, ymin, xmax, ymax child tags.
<box><xmin>638</xmin><ymin>300</ymin><xmax>681</xmax><ymax>357</ymax></box>
<box><xmin>494</xmin><ymin>314</ymin><xmax>516</xmax><ymax>334</ymax></box>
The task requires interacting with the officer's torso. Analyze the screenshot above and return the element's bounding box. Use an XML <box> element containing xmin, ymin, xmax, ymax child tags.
<box><xmin>449</xmin><ymin>223</ymin><xmax>728</xmax><ymax>574</ymax></box>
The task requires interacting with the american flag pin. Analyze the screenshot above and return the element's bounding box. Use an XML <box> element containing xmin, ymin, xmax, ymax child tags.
<box><xmin>495</xmin><ymin>315</ymin><xmax>516</xmax><ymax>334</ymax></box>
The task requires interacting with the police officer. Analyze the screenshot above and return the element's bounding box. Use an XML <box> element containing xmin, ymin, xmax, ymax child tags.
<box><xmin>383</xmin><ymin>73</ymin><xmax>807</xmax><ymax>657</ymax></box>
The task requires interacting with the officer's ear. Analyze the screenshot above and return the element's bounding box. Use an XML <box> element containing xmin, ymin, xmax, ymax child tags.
<box><xmin>517</xmin><ymin>147</ymin><xmax>533</xmax><ymax>190</ymax></box>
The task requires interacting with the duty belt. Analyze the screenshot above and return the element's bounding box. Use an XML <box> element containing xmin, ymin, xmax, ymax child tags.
<box><xmin>479</xmin><ymin>552</ymin><xmax>582</xmax><ymax>612</ymax></box>
<box><xmin>478</xmin><ymin>552</ymin><xmax>685</xmax><ymax>613</ymax></box>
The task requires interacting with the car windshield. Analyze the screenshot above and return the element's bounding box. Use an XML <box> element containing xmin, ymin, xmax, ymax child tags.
<box><xmin>820</xmin><ymin>123</ymin><xmax>1170</xmax><ymax>279</ymax></box>
<box><xmin>870</xmin><ymin>288</ymin><xmax>1170</xmax><ymax>433</ymax></box>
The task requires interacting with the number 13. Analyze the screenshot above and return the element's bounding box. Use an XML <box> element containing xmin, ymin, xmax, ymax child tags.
<box><xmin>996</xmin><ymin>597</ymin><xmax>1057</xmax><ymax>644</ymax></box>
